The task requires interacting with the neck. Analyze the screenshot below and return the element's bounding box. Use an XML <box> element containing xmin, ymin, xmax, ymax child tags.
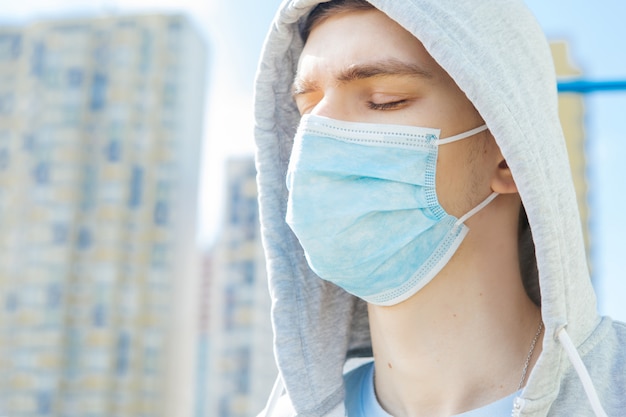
<box><xmin>368</xmin><ymin>198</ymin><xmax>543</xmax><ymax>417</ymax></box>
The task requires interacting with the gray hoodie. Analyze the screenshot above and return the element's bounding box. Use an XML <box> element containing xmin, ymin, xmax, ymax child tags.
<box><xmin>253</xmin><ymin>1</ymin><xmax>626</xmax><ymax>416</ymax></box>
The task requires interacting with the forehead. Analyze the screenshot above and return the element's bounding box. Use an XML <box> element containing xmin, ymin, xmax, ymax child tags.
<box><xmin>298</xmin><ymin>9</ymin><xmax>447</xmax><ymax>81</ymax></box>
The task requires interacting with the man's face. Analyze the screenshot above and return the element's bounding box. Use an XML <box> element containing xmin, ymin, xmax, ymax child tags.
<box><xmin>294</xmin><ymin>8</ymin><xmax>499</xmax><ymax>217</ymax></box>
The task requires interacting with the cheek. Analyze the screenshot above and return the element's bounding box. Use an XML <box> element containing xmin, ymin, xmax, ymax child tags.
<box><xmin>434</xmin><ymin>142</ymin><xmax>484</xmax><ymax>218</ymax></box>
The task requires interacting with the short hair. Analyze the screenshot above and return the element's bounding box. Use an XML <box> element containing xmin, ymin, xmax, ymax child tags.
<box><xmin>301</xmin><ymin>0</ymin><xmax>541</xmax><ymax>306</ymax></box>
<box><xmin>300</xmin><ymin>0</ymin><xmax>374</xmax><ymax>42</ymax></box>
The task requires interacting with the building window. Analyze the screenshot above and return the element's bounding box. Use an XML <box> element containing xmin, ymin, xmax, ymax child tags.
<box><xmin>80</xmin><ymin>165</ymin><xmax>97</xmax><ymax>211</ymax></box>
<box><xmin>47</xmin><ymin>283</ymin><xmax>62</xmax><ymax>309</ymax></box>
<box><xmin>151</xmin><ymin>243</ymin><xmax>168</xmax><ymax>268</ymax></box>
<box><xmin>36</xmin><ymin>390</ymin><xmax>53</xmax><ymax>414</ymax></box>
<box><xmin>52</xmin><ymin>223</ymin><xmax>68</xmax><ymax>245</ymax></box>
<box><xmin>0</xmin><ymin>33</ymin><xmax>21</xmax><ymax>61</ymax></box>
<box><xmin>67</xmin><ymin>67</ymin><xmax>83</xmax><ymax>88</ymax></box>
<box><xmin>0</xmin><ymin>92</ymin><xmax>14</xmax><ymax>115</ymax></box>
<box><xmin>77</xmin><ymin>227</ymin><xmax>92</xmax><ymax>250</ymax></box>
<box><xmin>5</xmin><ymin>292</ymin><xmax>18</xmax><ymax>312</ymax></box>
<box><xmin>116</xmin><ymin>331</ymin><xmax>131</xmax><ymax>376</ymax></box>
<box><xmin>90</xmin><ymin>73</ymin><xmax>107</xmax><ymax>111</ymax></box>
<box><xmin>234</xmin><ymin>347</ymin><xmax>251</xmax><ymax>394</ymax></box>
<box><xmin>154</xmin><ymin>201</ymin><xmax>168</xmax><ymax>226</ymax></box>
<box><xmin>106</xmin><ymin>139</ymin><xmax>122</xmax><ymax>162</ymax></box>
<box><xmin>22</xmin><ymin>133</ymin><xmax>36</xmax><ymax>152</ymax></box>
<box><xmin>31</xmin><ymin>41</ymin><xmax>45</xmax><ymax>78</ymax></box>
<box><xmin>0</xmin><ymin>147</ymin><xmax>9</xmax><ymax>170</ymax></box>
<box><xmin>33</xmin><ymin>161</ymin><xmax>50</xmax><ymax>184</ymax></box>
<box><xmin>93</xmin><ymin>304</ymin><xmax>106</xmax><ymax>327</ymax></box>
<box><xmin>129</xmin><ymin>166</ymin><xmax>143</xmax><ymax>208</ymax></box>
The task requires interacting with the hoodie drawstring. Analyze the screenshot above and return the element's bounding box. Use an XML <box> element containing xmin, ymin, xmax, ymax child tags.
<box><xmin>261</xmin><ymin>375</ymin><xmax>285</xmax><ymax>417</ymax></box>
<box><xmin>557</xmin><ymin>327</ymin><xmax>609</xmax><ymax>417</ymax></box>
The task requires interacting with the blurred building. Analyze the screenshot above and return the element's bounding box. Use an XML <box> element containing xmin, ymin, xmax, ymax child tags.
<box><xmin>194</xmin><ymin>251</ymin><xmax>213</xmax><ymax>417</ymax></box>
<box><xmin>551</xmin><ymin>41</ymin><xmax>591</xmax><ymax>259</ymax></box>
<box><xmin>0</xmin><ymin>14</ymin><xmax>206</xmax><ymax>417</ymax></box>
<box><xmin>204</xmin><ymin>157</ymin><xmax>275</xmax><ymax>417</ymax></box>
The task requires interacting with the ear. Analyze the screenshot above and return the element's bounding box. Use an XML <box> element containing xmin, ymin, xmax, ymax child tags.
<box><xmin>491</xmin><ymin>159</ymin><xmax>518</xmax><ymax>194</ymax></box>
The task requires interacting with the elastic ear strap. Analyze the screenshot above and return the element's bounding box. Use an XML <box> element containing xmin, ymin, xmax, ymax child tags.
<box><xmin>438</xmin><ymin>124</ymin><xmax>488</xmax><ymax>145</ymax></box>
<box><xmin>455</xmin><ymin>192</ymin><xmax>499</xmax><ymax>226</ymax></box>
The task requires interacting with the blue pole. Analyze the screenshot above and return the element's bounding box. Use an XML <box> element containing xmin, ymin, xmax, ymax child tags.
<box><xmin>557</xmin><ymin>79</ymin><xmax>626</xmax><ymax>94</ymax></box>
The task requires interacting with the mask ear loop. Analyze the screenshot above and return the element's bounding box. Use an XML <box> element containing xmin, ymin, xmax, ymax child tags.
<box><xmin>455</xmin><ymin>192</ymin><xmax>499</xmax><ymax>226</ymax></box>
<box><xmin>437</xmin><ymin>124</ymin><xmax>488</xmax><ymax>145</ymax></box>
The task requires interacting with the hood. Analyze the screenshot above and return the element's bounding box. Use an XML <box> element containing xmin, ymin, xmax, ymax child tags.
<box><xmin>254</xmin><ymin>0</ymin><xmax>602</xmax><ymax>415</ymax></box>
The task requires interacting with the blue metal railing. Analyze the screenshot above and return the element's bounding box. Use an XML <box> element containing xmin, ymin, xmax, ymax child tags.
<box><xmin>558</xmin><ymin>79</ymin><xmax>626</xmax><ymax>94</ymax></box>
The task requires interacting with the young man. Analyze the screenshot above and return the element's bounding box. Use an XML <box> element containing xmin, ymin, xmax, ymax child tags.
<box><xmin>254</xmin><ymin>1</ymin><xmax>625</xmax><ymax>416</ymax></box>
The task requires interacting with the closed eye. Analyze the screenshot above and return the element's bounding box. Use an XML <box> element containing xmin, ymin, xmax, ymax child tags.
<box><xmin>367</xmin><ymin>100</ymin><xmax>408</xmax><ymax>111</ymax></box>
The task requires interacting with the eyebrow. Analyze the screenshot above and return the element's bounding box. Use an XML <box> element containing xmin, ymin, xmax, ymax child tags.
<box><xmin>292</xmin><ymin>59</ymin><xmax>434</xmax><ymax>96</ymax></box>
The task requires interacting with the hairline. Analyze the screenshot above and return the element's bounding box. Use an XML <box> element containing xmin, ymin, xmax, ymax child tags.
<box><xmin>300</xmin><ymin>0</ymin><xmax>376</xmax><ymax>42</ymax></box>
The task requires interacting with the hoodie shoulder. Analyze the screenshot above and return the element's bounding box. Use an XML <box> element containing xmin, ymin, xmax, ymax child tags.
<box><xmin>257</xmin><ymin>395</ymin><xmax>295</xmax><ymax>417</ymax></box>
<box><xmin>547</xmin><ymin>317</ymin><xmax>626</xmax><ymax>415</ymax></box>
<box><xmin>257</xmin><ymin>394</ymin><xmax>347</xmax><ymax>417</ymax></box>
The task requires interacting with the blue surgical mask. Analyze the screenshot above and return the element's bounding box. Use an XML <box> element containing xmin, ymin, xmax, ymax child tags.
<box><xmin>285</xmin><ymin>114</ymin><xmax>498</xmax><ymax>306</ymax></box>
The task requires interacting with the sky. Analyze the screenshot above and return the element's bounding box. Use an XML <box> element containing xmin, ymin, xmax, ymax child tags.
<box><xmin>1</xmin><ymin>0</ymin><xmax>625</xmax><ymax>320</ymax></box>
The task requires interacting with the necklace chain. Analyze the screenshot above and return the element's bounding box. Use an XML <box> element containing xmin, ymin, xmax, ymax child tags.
<box><xmin>517</xmin><ymin>320</ymin><xmax>543</xmax><ymax>390</ymax></box>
